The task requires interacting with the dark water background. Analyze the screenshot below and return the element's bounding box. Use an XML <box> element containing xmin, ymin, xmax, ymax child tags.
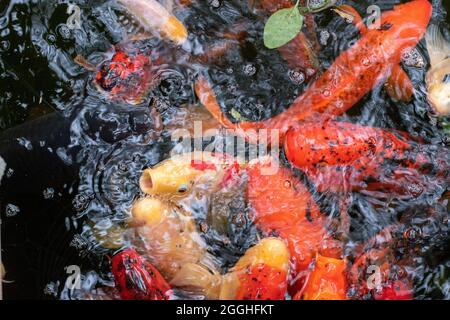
<box><xmin>0</xmin><ymin>0</ymin><xmax>449</xmax><ymax>299</ymax></box>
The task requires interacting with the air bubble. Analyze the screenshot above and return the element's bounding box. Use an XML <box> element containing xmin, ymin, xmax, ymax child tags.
<box><xmin>320</xmin><ymin>30</ymin><xmax>330</xmax><ymax>46</ymax></box>
<box><xmin>209</xmin><ymin>0</ymin><xmax>221</xmax><ymax>9</ymax></box>
<box><xmin>0</xmin><ymin>40</ymin><xmax>10</xmax><ymax>52</ymax></box>
<box><xmin>242</xmin><ymin>64</ymin><xmax>256</xmax><ymax>77</ymax></box>
<box><xmin>57</xmin><ymin>24</ymin><xmax>71</xmax><ymax>39</ymax></box>
<box><xmin>6</xmin><ymin>204</ymin><xmax>20</xmax><ymax>217</ymax></box>
<box><xmin>403</xmin><ymin>227</ymin><xmax>422</xmax><ymax>241</ymax></box>
<box><xmin>284</xmin><ymin>180</ymin><xmax>292</xmax><ymax>188</ymax></box>
<box><xmin>118</xmin><ymin>162</ymin><xmax>129</xmax><ymax>172</ymax></box>
<box><xmin>401</xmin><ymin>48</ymin><xmax>424</xmax><ymax>68</ymax></box>
<box><xmin>44</xmin><ymin>282</ymin><xmax>59</xmax><ymax>297</ymax></box>
<box><xmin>308</xmin><ymin>0</ymin><xmax>330</xmax><ymax>11</ymax></box>
<box><xmin>43</xmin><ymin>188</ymin><xmax>55</xmax><ymax>199</ymax></box>
<box><xmin>6</xmin><ymin>168</ymin><xmax>14</xmax><ymax>178</ymax></box>
<box><xmin>407</xmin><ymin>183</ymin><xmax>424</xmax><ymax>197</ymax></box>
<box><xmin>73</xmin><ymin>193</ymin><xmax>90</xmax><ymax>212</ymax></box>
<box><xmin>288</xmin><ymin>70</ymin><xmax>305</xmax><ymax>85</ymax></box>
<box><xmin>70</xmin><ymin>234</ymin><xmax>87</xmax><ymax>250</ymax></box>
<box><xmin>17</xmin><ymin>137</ymin><xmax>33</xmax><ymax>150</ymax></box>
<box><xmin>46</xmin><ymin>33</ymin><xmax>56</xmax><ymax>43</ymax></box>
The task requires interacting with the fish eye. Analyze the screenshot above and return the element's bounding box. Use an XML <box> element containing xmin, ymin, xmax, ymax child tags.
<box><xmin>177</xmin><ymin>184</ymin><xmax>189</xmax><ymax>194</ymax></box>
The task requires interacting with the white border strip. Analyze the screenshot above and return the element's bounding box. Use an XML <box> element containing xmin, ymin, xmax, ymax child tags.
<box><xmin>0</xmin><ymin>155</ymin><xmax>5</xmax><ymax>300</ymax></box>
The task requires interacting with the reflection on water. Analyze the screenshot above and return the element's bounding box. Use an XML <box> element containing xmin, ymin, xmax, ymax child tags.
<box><xmin>0</xmin><ymin>0</ymin><xmax>449</xmax><ymax>299</ymax></box>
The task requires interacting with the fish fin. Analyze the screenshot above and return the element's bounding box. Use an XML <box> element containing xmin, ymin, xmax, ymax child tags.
<box><xmin>195</xmin><ymin>78</ymin><xmax>239</xmax><ymax>130</ymax></box>
<box><xmin>385</xmin><ymin>65</ymin><xmax>414</xmax><ymax>102</ymax></box>
<box><xmin>74</xmin><ymin>55</ymin><xmax>97</xmax><ymax>72</ymax></box>
<box><xmin>278</xmin><ymin>32</ymin><xmax>319</xmax><ymax>74</ymax></box>
<box><xmin>161</xmin><ymin>0</ymin><xmax>174</xmax><ymax>12</ymax></box>
<box><xmin>170</xmin><ymin>263</ymin><xmax>222</xmax><ymax>299</ymax></box>
<box><xmin>128</xmin><ymin>32</ymin><xmax>153</xmax><ymax>41</ymax></box>
<box><xmin>333</xmin><ymin>5</ymin><xmax>367</xmax><ymax>35</ymax></box>
<box><xmin>425</xmin><ymin>25</ymin><xmax>450</xmax><ymax>67</ymax></box>
<box><xmin>248</xmin><ymin>0</ymin><xmax>256</xmax><ymax>11</ymax></box>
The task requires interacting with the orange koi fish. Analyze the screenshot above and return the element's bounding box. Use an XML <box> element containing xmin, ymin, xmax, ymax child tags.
<box><xmin>246</xmin><ymin>157</ymin><xmax>343</xmax><ymax>296</ymax></box>
<box><xmin>284</xmin><ymin>121</ymin><xmax>449</xmax><ymax>193</ymax></box>
<box><xmin>196</xmin><ymin>0</ymin><xmax>433</xmax><ymax>142</ymax></box>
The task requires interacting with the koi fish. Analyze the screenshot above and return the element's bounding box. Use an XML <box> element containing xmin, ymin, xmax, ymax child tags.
<box><xmin>168</xmin><ymin>238</ymin><xmax>290</xmax><ymax>300</ymax></box>
<box><xmin>425</xmin><ymin>25</ymin><xmax>450</xmax><ymax>115</ymax></box>
<box><xmin>333</xmin><ymin>4</ymin><xmax>415</xmax><ymax>103</ymax></box>
<box><xmin>220</xmin><ymin>238</ymin><xmax>289</xmax><ymax>300</ymax></box>
<box><xmin>117</xmin><ymin>0</ymin><xmax>188</xmax><ymax>44</ymax></box>
<box><xmin>132</xmin><ymin>194</ymin><xmax>290</xmax><ymax>299</ymax></box>
<box><xmin>373</xmin><ymin>280</ymin><xmax>413</xmax><ymax>300</ymax></box>
<box><xmin>131</xmin><ymin>197</ymin><xmax>220</xmax><ymax>289</ymax></box>
<box><xmin>93</xmin><ymin>48</ymin><xmax>156</xmax><ymax>105</ymax></box>
<box><xmin>284</xmin><ymin>121</ymin><xmax>449</xmax><ymax>193</ymax></box>
<box><xmin>135</xmin><ymin>152</ymin><xmax>293</xmax><ymax>299</ymax></box>
<box><xmin>111</xmin><ymin>248</ymin><xmax>172</xmax><ymax>300</ymax></box>
<box><xmin>284</xmin><ymin>121</ymin><xmax>411</xmax><ymax>169</ymax></box>
<box><xmin>196</xmin><ymin>0</ymin><xmax>433</xmax><ymax>142</ymax></box>
<box><xmin>348</xmin><ymin>227</ymin><xmax>414</xmax><ymax>300</ymax></box>
<box><xmin>139</xmin><ymin>151</ymin><xmax>243</xmax><ymax>197</ymax></box>
<box><xmin>246</xmin><ymin>157</ymin><xmax>343</xmax><ymax>296</ymax></box>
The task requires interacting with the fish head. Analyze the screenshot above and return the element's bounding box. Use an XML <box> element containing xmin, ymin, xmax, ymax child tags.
<box><xmin>139</xmin><ymin>152</ymin><xmax>230</xmax><ymax>197</ymax></box>
<box><xmin>220</xmin><ymin>238</ymin><xmax>289</xmax><ymax>300</ymax></box>
<box><xmin>426</xmin><ymin>59</ymin><xmax>450</xmax><ymax>116</ymax></box>
<box><xmin>131</xmin><ymin>197</ymin><xmax>167</xmax><ymax>226</ymax></box>
<box><xmin>427</xmin><ymin>81</ymin><xmax>450</xmax><ymax>116</ymax></box>
<box><xmin>111</xmin><ymin>248</ymin><xmax>172</xmax><ymax>300</ymax></box>
<box><xmin>95</xmin><ymin>48</ymin><xmax>156</xmax><ymax>105</ymax></box>
<box><xmin>379</xmin><ymin>0</ymin><xmax>432</xmax><ymax>56</ymax></box>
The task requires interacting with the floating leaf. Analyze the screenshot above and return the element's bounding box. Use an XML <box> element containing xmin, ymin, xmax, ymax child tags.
<box><xmin>263</xmin><ymin>7</ymin><xmax>303</xmax><ymax>49</ymax></box>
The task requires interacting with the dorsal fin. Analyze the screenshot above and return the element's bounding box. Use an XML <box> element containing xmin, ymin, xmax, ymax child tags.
<box><xmin>116</xmin><ymin>11</ymin><xmax>148</xmax><ymax>38</ymax></box>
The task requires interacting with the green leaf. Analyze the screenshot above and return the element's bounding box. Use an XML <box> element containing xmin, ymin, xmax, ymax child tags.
<box><xmin>263</xmin><ymin>7</ymin><xmax>303</xmax><ymax>49</ymax></box>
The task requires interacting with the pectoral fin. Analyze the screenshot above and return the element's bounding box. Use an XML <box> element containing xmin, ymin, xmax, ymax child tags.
<box><xmin>385</xmin><ymin>65</ymin><xmax>414</xmax><ymax>102</ymax></box>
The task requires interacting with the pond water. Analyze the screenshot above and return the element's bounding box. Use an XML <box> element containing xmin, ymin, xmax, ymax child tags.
<box><xmin>0</xmin><ymin>0</ymin><xmax>449</xmax><ymax>299</ymax></box>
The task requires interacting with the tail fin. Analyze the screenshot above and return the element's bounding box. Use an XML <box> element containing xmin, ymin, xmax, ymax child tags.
<box><xmin>169</xmin><ymin>262</ymin><xmax>223</xmax><ymax>299</ymax></box>
<box><xmin>194</xmin><ymin>78</ymin><xmax>240</xmax><ymax>130</ymax></box>
<box><xmin>425</xmin><ymin>24</ymin><xmax>450</xmax><ymax>67</ymax></box>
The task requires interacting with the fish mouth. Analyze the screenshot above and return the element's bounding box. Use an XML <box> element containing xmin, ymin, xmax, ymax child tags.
<box><xmin>140</xmin><ymin>170</ymin><xmax>153</xmax><ymax>194</ymax></box>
